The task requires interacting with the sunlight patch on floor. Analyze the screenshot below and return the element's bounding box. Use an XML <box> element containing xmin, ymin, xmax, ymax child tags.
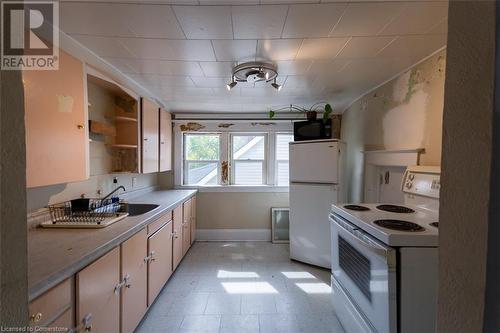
<box><xmin>281</xmin><ymin>271</ymin><xmax>316</xmax><ymax>279</ymax></box>
<box><xmin>221</xmin><ymin>281</ymin><xmax>279</xmax><ymax>294</ymax></box>
<box><xmin>217</xmin><ymin>270</ymin><xmax>260</xmax><ymax>279</ymax></box>
<box><xmin>295</xmin><ymin>282</ymin><xmax>332</xmax><ymax>294</ymax></box>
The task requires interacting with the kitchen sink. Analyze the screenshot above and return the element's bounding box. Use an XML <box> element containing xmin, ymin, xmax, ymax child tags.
<box><xmin>123</xmin><ymin>203</ymin><xmax>160</xmax><ymax>216</ymax></box>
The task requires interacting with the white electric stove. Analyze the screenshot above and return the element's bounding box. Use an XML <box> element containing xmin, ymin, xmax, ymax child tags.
<box><xmin>330</xmin><ymin>166</ymin><xmax>440</xmax><ymax>333</ymax></box>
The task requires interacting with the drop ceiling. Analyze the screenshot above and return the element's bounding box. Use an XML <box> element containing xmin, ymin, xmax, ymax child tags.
<box><xmin>60</xmin><ymin>0</ymin><xmax>448</xmax><ymax>113</ymax></box>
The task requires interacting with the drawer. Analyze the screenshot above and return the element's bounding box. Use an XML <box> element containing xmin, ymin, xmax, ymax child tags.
<box><xmin>148</xmin><ymin>210</ymin><xmax>172</xmax><ymax>235</ymax></box>
<box><xmin>48</xmin><ymin>308</ymin><xmax>73</xmax><ymax>332</ymax></box>
<box><xmin>29</xmin><ymin>278</ymin><xmax>72</xmax><ymax>327</ymax></box>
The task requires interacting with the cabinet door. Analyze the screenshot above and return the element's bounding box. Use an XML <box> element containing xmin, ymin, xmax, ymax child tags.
<box><xmin>77</xmin><ymin>247</ymin><xmax>120</xmax><ymax>333</ymax></box>
<box><xmin>147</xmin><ymin>221</ymin><xmax>173</xmax><ymax>305</ymax></box>
<box><xmin>24</xmin><ymin>50</ymin><xmax>88</xmax><ymax>187</ymax></box>
<box><xmin>173</xmin><ymin>205</ymin><xmax>183</xmax><ymax>270</ymax></box>
<box><xmin>182</xmin><ymin>199</ymin><xmax>192</xmax><ymax>256</ymax></box>
<box><xmin>159</xmin><ymin>109</ymin><xmax>172</xmax><ymax>172</ymax></box>
<box><xmin>121</xmin><ymin>229</ymin><xmax>147</xmax><ymax>333</ymax></box>
<box><xmin>190</xmin><ymin>196</ymin><xmax>197</xmax><ymax>244</ymax></box>
<box><xmin>141</xmin><ymin>98</ymin><xmax>159</xmax><ymax>173</ymax></box>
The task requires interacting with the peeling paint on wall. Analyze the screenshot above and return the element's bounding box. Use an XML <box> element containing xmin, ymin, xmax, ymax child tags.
<box><xmin>180</xmin><ymin>122</ymin><xmax>205</xmax><ymax>132</ymax></box>
<box><xmin>218</xmin><ymin>123</ymin><xmax>234</xmax><ymax>128</ymax></box>
<box><xmin>341</xmin><ymin>49</ymin><xmax>447</xmax><ymax>202</ymax></box>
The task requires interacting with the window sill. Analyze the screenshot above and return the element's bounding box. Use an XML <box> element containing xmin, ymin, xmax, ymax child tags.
<box><xmin>175</xmin><ymin>185</ymin><xmax>290</xmax><ymax>193</ymax></box>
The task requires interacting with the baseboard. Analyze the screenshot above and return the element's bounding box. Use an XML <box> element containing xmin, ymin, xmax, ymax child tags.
<box><xmin>196</xmin><ymin>228</ymin><xmax>271</xmax><ymax>241</ymax></box>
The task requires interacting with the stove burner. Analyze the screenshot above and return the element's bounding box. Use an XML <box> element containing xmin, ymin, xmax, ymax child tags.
<box><xmin>430</xmin><ymin>222</ymin><xmax>439</xmax><ymax>228</ymax></box>
<box><xmin>376</xmin><ymin>204</ymin><xmax>415</xmax><ymax>214</ymax></box>
<box><xmin>373</xmin><ymin>219</ymin><xmax>425</xmax><ymax>232</ymax></box>
<box><xmin>344</xmin><ymin>205</ymin><xmax>370</xmax><ymax>211</ymax></box>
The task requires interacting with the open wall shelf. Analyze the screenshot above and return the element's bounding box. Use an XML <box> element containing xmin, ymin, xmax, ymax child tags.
<box><xmin>87</xmin><ymin>71</ymin><xmax>140</xmax><ymax>174</ymax></box>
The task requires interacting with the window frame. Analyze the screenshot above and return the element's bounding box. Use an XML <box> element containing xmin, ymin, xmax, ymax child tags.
<box><xmin>274</xmin><ymin>133</ymin><xmax>294</xmax><ymax>186</ymax></box>
<box><xmin>183</xmin><ymin>132</ymin><xmax>222</xmax><ymax>186</ymax></box>
<box><xmin>181</xmin><ymin>131</ymin><xmax>292</xmax><ymax>187</ymax></box>
<box><xmin>229</xmin><ymin>132</ymin><xmax>268</xmax><ymax>186</ymax></box>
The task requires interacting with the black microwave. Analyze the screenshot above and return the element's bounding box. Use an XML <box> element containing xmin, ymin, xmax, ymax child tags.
<box><xmin>293</xmin><ymin>119</ymin><xmax>332</xmax><ymax>141</ymax></box>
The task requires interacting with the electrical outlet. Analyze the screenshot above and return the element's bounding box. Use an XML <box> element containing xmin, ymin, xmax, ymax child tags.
<box><xmin>132</xmin><ymin>177</ymin><xmax>137</xmax><ymax>188</ymax></box>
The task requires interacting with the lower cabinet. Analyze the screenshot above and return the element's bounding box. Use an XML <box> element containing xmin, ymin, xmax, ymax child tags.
<box><xmin>147</xmin><ymin>218</ymin><xmax>173</xmax><ymax>305</ymax></box>
<box><xmin>29</xmin><ymin>277</ymin><xmax>73</xmax><ymax>330</ymax></box>
<box><xmin>76</xmin><ymin>247</ymin><xmax>120</xmax><ymax>332</ymax></box>
<box><xmin>190</xmin><ymin>196</ymin><xmax>197</xmax><ymax>244</ymax></box>
<box><xmin>173</xmin><ymin>205</ymin><xmax>184</xmax><ymax>270</ymax></box>
<box><xmin>121</xmin><ymin>229</ymin><xmax>148</xmax><ymax>333</ymax></box>
<box><xmin>38</xmin><ymin>196</ymin><xmax>197</xmax><ymax>332</ymax></box>
<box><xmin>182</xmin><ymin>199</ymin><xmax>192</xmax><ymax>256</ymax></box>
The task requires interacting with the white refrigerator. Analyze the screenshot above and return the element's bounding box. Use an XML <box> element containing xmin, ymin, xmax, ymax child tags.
<box><xmin>289</xmin><ymin>139</ymin><xmax>345</xmax><ymax>269</ymax></box>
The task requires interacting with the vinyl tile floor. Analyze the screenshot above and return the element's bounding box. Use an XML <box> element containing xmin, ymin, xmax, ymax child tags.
<box><xmin>135</xmin><ymin>242</ymin><xmax>345</xmax><ymax>333</ymax></box>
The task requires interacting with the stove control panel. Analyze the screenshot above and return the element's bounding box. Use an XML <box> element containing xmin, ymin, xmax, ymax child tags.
<box><xmin>402</xmin><ymin>166</ymin><xmax>441</xmax><ymax>199</ymax></box>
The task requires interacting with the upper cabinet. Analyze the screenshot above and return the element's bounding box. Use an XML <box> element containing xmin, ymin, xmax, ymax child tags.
<box><xmin>141</xmin><ymin>98</ymin><xmax>160</xmax><ymax>174</ymax></box>
<box><xmin>159</xmin><ymin>109</ymin><xmax>172</xmax><ymax>172</ymax></box>
<box><xmin>87</xmin><ymin>68</ymin><xmax>140</xmax><ymax>175</ymax></box>
<box><xmin>24</xmin><ymin>50</ymin><xmax>89</xmax><ymax>188</ymax></box>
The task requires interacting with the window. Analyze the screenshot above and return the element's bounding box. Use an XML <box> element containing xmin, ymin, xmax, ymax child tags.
<box><xmin>183</xmin><ymin>134</ymin><xmax>220</xmax><ymax>185</ymax></box>
<box><xmin>231</xmin><ymin>134</ymin><xmax>266</xmax><ymax>185</ymax></box>
<box><xmin>275</xmin><ymin>134</ymin><xmax>294</xmax><ymax>186</ymax></box>
<box><xmin>182</xmin><ymin>132</ymin><xmax>292</xmax><ymax>186</ymax></box>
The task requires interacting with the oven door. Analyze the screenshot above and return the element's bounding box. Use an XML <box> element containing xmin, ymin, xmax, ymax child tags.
<box><xmin>330</xmin><ymin>213</ymin><xmax>397</xmax><ymax>333</ymax></box>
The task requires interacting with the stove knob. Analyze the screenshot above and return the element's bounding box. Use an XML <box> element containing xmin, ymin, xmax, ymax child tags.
<box><xmin>409</xmin><ymin>174</ymin><xmax>415</xmax><ymax>181</ymax></box>
<box><xmin>405</xmin><ymin>181</ymin><xmax>413</xmax><ymax>189</ymax></box>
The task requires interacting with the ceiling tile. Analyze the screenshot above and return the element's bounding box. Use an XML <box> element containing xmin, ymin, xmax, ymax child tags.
<box><xmin>119</xmin><ymin>38</ymin><xmax>216</xmax><ymax>61</ymax></box>
<box><xmin>191</xmin><ymin>77</ymin><xmax>228</xmax><ymax>88</ymax></box>
<box><xmin>380</xmin><ymin>2</ymin><xmax>449</xmax><ymax>35</ymax></box>
<box><xmin>232</xmin><ymin>5</ymin><xmax>288</xmax><ymax>39</ymax></box>
<box><xmin>376</xmin><ymin>34</ymin><xmax>447</xmax><ymax>61</ymax></box>
<box><xmin>296</xmin><ymin>37</ymin><xmax>349</xmax><ymax>60</ymax></box>
<box><xmin>199</xmin><ymin>62</ymin><xmax>235</xmax><ymax>77</ymax></box>
<box><xmin>129</xmin><ymin>74</ymin><xmax>195</xmax><ymax>87</ymax></box>
<box><xmin>212</xmin><ymin>40</ymin><xmax>257</xmax><ymax>61</ymax></box>
<box><xmin>329</xmin><ymin>2</ymin><xmax>404</xmax><ymax>37</ymax></box>
<box><xmin>427</xmin><ymin>17</ymin><xmax>448</xmax><ymax>34</ymax></box>
<box><xmin>282</xmin><ymin>4</ymin><xmax>346</xmax><ymax>38</ymax></box>
<box><xmin>105</xmin><ymin>58</ymin><xmax>205</xmax><ymax>76</ymax></box>
<box><xmin>257</xmin><ymin>39</ymin><xmax>303</xmax><ymax>61</ymax></box>
<box><xmin>70</xmin><ymin>35</ymin><xmax>136</xmax><ymax>58</ymax></box>
<box><xmin>173</xmin><ymin>6</ymin><xmax>233</xmax><ymax>39</ymax></box>
<box><xmin>308</xmin><ymin>59</ymin><xmax>351</xmax><ymax>75</ymax></box>
<box><xmin>275</xmin><ymin>60</ymin><xmax>312</xmax><ymax>75</ymax></box>
<box><xmin>61</xmin><ymin>3</ymin><xmax>184</xmax><ymax>38</ymax></box>
<box><xmin>337</xmin><ymin>36</ymin><xmax>396</xmax><ymax>59</ymax></box>
<box><xmin>282</xmin><ymin>75</ymin><xmax>316</xmax><ymax>89</ymax></box>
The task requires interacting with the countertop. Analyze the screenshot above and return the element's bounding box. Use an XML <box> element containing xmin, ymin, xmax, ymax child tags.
<box><xmin>28</xmin><ymin>189</ymin><xmax>197</xmax><ymax>301</ymax></box>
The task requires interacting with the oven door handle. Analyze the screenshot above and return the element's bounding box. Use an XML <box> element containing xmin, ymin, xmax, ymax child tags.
<box><xmin>330</xmin><ymin>215</ymin><xmax>395</xmax><ymax>260</ymax></box>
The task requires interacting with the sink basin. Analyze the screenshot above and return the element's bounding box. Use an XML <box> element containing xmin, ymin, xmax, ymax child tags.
<box><xmin>123</xmin><ymin>203</ymin><xmax>160</xmax><ymax>216</ymax></box>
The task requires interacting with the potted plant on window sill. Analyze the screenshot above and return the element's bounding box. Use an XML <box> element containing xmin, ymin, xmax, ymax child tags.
<box><xmin>268</xmin><ymin>103</ymin><xmax>333</xmax><ymax>122</ymax></box>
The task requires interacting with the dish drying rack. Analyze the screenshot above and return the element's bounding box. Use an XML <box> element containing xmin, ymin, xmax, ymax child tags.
<box><xmin>40</xmin><ymin>198</ymin><xmax>129</xmax><ymax>228</ymax></box>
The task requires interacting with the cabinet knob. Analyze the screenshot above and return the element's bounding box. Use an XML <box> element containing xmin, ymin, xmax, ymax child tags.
<box><xmin>77</xmin><ymin>124</ymin><xmax>85</xmax><ymax>129</ymax></box>
<box><xmin>30</xmin><ymin>312</ymin><xmax>43</xmax><ymax>323</ymax></box>
<box><xmin>144</xmin><ymin>250</ymin><xmax>156</xmax><ymax>263</ymax></box>
<box><xmin>124</xmin><ymin>274</ymin><xmax>132</xmax><ymax>288</ymax></box>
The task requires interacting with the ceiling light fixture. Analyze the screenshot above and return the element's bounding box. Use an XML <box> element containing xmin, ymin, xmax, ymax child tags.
<box><xmin>227</xmin><ymin>61</ymin><xmax>279</xmax><ymax>90</ymax></box>
<box><xmin>271</xmin><ymin>78</ymin><xmax>282</xmax><ymax>91</ymax></box>
<box><xmin>226</xmin><ymin>76</ymin><xmax>237</xmax><ymax>91</ymax></box>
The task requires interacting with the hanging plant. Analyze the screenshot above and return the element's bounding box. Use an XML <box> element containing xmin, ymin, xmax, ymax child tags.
<box><xmin>269</xmin><ymin>103</ymin><xmax>333</xmax><ymax>122</ymax></box>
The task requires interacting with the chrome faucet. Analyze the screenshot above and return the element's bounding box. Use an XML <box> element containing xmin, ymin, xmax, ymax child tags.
<box><xmin>102</xmin><ymin>185</ymin><xmax>126</xmax><ymax>201</ymax></box>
